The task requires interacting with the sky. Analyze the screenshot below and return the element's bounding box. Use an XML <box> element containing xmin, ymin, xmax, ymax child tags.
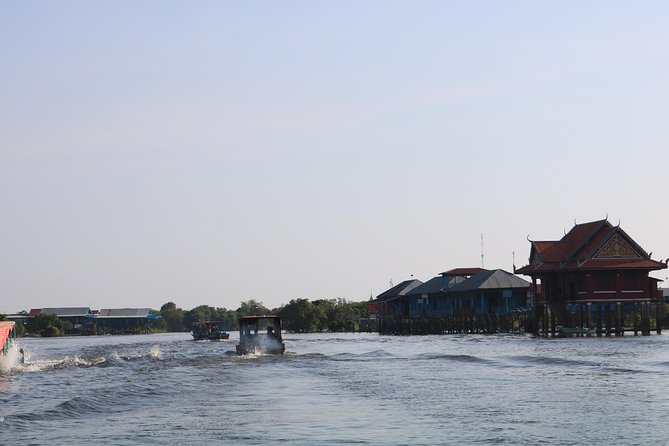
<box><xmin>2</xmin><ymin>1</ymin><xmax>668</xmax><ymax>314</ymax></box>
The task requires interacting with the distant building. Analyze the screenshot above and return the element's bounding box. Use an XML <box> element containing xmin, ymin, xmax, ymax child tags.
<box><xmin>5</xmin><ymin>313</ymin><xmax>30</xmax><ymax>325</ymax></box>
<box><xmin>30</xmin><ymin>307</ymin><xmax>93</xmax><ymax>333</ymax></box>
<box><xmin>445</xmin><ymin>269</ymin><xmax>531</xmax><ymax>315</ymax></box>
<box><xmin>23</xmin><ymin>307</ymin><xmax>160</xmax><ymax>335</ymax></box>
<box><xmin>94</xmin><ymin>308</ymin><xmax>160</xmax><ymax>334</ymax></box>
<box><xmin>364</xmin><ymin>280</ymin><xmax>423</xmax><ymax>332</ymax></box>
<box><xmin>378</xmin><ymin>269</ymin><xmax>529</xmax><ymax>319</ymax></box>
<box><xmin>370</xmin><ymin>268</ymin><xmax>530</xmax><ymax>334</ymax></box>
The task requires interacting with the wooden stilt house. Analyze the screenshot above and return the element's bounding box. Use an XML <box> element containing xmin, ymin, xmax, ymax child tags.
<box><xmin>515</xmin><ymin>219</ymin><xmax>667</xmax><ymax>336</ymax></box>
<box><xmin>373</xmin><ymin>269</ymin><xmax>530</xmax><ymax>334</ymax></box>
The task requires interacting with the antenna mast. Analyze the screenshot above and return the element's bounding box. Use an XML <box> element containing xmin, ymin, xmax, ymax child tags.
<box><xmin>481</xmin><ymin>233</ymin><xmax>484</xmax><ymax>268</ymax></box>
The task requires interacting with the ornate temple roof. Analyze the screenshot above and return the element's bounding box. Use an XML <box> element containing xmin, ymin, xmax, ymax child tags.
<box><xmin>516</xmin><ymin>219</ymin><xmax>666</xmax><ymax>274</ymax></box>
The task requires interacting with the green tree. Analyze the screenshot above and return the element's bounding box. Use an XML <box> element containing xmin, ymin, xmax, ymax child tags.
<box><xmin>14</xmin><ymin>322</ymin><xmax>25</xmax><ymax>337</ymax></box>
<box><xmin>149</xmin><ymin>310</ymin><xmax>167</xmax><ymax>332</ymax></box>
<box><xmin>183</xmin><ymin>305</ymin><xmax>238</xmax><ymax>331</ymax></box>
<box><xmin>215</xmin><ymin>308</ymin><xmax>239</xmax><ymax>330</ymax></box>
<box><xmin>278</xmin><ymin>298</ymin><xmax>323</xmax><ymax>333</ymax></box>
<box><xmin>312</xmin><ymin>299</ymin><xmax>335</xmax><ymax>331</ymax></box>
<box><xmin>26</xmin><ymin>313</ymin><xmax>64</xmax><ymax>337</ymax></box>
<box><xmin>61</xmin><ymin>320</ymin><xmax>74</xmax><ymax>335</ymax></box>
<box><xmin>43</xmin><ymin>325</ymin><xmax>60</xmax><ymax>337</ymax></box>
<box><xmin>237</xmin><ymin>300</ymin><xmax>269</xmax><ymax>317</ymax></box>
<box><xmin>160</xmin><ymin>302</ymin><xmax>186</xmax><ymax>332</ymax></box>
<box><xmin>280</xmin><ymin>298</ymin><xmax>368</xmax><ymax>332</ymax></box>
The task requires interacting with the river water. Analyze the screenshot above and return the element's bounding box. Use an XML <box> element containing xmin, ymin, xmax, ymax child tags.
<box><xmin>2</xmin><ymin>332</ymin><xmax>669</xmax><ymax>445</ymax></box>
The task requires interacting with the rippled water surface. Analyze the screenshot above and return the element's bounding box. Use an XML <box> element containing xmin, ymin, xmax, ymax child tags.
<box><xmin>2</xmin><ymin>332</ymin><xmax>669</xmax><ymax>445</ymax></box>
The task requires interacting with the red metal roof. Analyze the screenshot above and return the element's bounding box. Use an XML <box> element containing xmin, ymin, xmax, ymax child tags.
<box><xmin>441</xmin><ymin>267</ymin><xmax>488</xmax><ymax>276</ymax></box>
<box><xmin>517</xmin><ymin>219</ymin><xmax>666</xmax><ymax>274</ymax></box>
<box><xmin>517</xmin><ymin>258</ymin><xmax>666</xmax><ymax>273</ymax></box>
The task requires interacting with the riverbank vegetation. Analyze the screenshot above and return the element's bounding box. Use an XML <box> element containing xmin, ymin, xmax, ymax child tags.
<box><xmin>3</xmin><ymin>297</ymin><xmax>369</xmax><ymax>337</ymax></box>
<box><xmin>157</xmin><ymin>298</ymin><xmax>368</xmax><ymax>333</ymax></box>
<box><xmin>26</xmin><ymin>313</ymin><xmax>68</xmax><ymax>337</ymax></box>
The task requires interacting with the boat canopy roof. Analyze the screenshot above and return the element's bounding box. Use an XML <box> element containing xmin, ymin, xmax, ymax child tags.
<box><xmin>238</xmin><ymin>315</ymin><xmax>280</xmax><ymax>321</ymax></box>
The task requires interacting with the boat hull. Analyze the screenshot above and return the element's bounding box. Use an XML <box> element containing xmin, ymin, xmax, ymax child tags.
<box><xmin>0</xmin><ymin>321</ymin><xmax>16</xmax><ymax>357</ymax></box>
<box><xmin>192</xmin><ymin>331</ymin><xmax>230</xmax><ymax>341</ymax></box>
<box><xmin>235</xmin><ymin>343</ymin><xmax>285</xmax><ymax>355</ymax></box>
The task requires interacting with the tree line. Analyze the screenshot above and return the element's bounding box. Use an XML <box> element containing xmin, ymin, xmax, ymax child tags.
<box><xmin>1</xmin><ymin>297</ymin><xmax>369</xmax><ymax>336</ymax></box>
<box><xmin>156</xmin><ymin>298</ymin><xmax>368</xmax><ymax>333</ymax></box>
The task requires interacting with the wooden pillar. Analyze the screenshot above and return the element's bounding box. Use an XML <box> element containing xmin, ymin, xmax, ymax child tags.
<box><xmin>605</xmin><ymin>304</ymin><xmax>612</xmax><ymax>336</ymax></box>
<box><xmin>586</xmin><ymin>302</ymin><xmax>591</xmax><ymax>330</ymax></box>
<box><xmin>550</xmin><ymin>306</ymin><xmax>556</xmax><ymax>337</ymax></box>
<box><xmin>531</xmin><ymin>304</ymin><xmax>540</xmax><ymax>334</ymax></box>
<box><xmin>615</xmin><ymin>302</ymin><xmax>623</xmax><ymax>336</ymax></box>
<box><xmin>596</xmin><ymin>304</ymin><xmax>602</xmax><ymax>337</ymax></box>
<box><xmin>641</xmin><ymin>302</ymin><xmax>650</xmax><ymax>336</ymax></box>
<box><xmin>656</xmin><ymin>302</ymin><xmax>664</xmax><ymax>335</ymax></box>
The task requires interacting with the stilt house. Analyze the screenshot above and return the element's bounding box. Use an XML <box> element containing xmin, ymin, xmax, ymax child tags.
<box><xmin>515</xmin><ymin>219</ymin><xmax>667</xmax><ymax>335</ymax></box>
<box><xmin>372</xmin><ymin>268</ymin><xmax>530</xmax><ymax>334</ymax></box>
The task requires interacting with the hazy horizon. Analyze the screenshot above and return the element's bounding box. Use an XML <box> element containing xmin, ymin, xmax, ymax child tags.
<box><xmin>2</xmin><ymin>2</ymin><xmax>668</xmax><ymax>314</ymax></box>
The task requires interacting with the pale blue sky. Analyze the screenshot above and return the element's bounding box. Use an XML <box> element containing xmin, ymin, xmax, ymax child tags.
<box><xmin>2</xmin><ymin>1</ymin><xmax>668</xmax><ymax>313</ymax></box>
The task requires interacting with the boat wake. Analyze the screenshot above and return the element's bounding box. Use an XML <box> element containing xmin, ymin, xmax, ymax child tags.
<box><xmin>0</xmin><ymin>344</ymin><xmax>24</xmax><ymax>375</ymax></box>
<box><xmin>4</xmin><ymin>345</ymin><xmax>164</xmax><ymax>375</ymax></box>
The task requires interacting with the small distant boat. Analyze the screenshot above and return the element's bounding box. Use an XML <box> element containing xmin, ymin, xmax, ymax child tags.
<box><xmin>236</xmin><ymin>315</ymin><xmax>285</xmax><ymax>355</ymax></box>
<box><xmin>0</xmin><ymin>321</ymin><xmax>16</xmax><ymax>356</ymax></box>
<box><xmin>191</xmin><ymin>321</ymin><xmax>230</xmax><ymax>340</ymax></box>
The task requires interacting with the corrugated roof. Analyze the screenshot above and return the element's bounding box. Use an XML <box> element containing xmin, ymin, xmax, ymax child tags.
<box><xmin>441</xmin><ymin>267</ymin><xmax>488</xmax><ymax>276</ymax></box>
<box><xmin>407</xmin><ymin>277</ymin><xmax>442</xmax><ymax>295</ymax></box>
<box><xmin>40</xmin><ymin>307</ymin><xmax>91</xmax><ymax>317</ymax></box>
<box><xmin>97</xmin><ymin>308</ymin><xmax>153</xmax><ymax>318</ymax></box>
<box><xmin>375</xmin><ymin>279</ymin><xmax>423</xmax><ymax>301</ymax></box>
<box><xmin>449</xmin><ymin>269</ymin><xmax>530</xmax><ymax>293</ymax></box>
<box><xmin>408</xmin><ymin>275</ymin><xmax>466</xmax><ymax>295</ymax></box>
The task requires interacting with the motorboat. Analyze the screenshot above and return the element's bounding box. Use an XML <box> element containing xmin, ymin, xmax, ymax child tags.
<box><xmin>236</xmin><ymin>315</ymin><xmax>285</xmax><ymax>355</ymax></box>
<box><xmin>0</xmin><ymin>321</ymin><xmax>16</xmax><ymax>357</ymax></box>
<box><xmin>191</xmin><ymin>321</ymin><xmax>230</xmax><ymax>340</ymax></box>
